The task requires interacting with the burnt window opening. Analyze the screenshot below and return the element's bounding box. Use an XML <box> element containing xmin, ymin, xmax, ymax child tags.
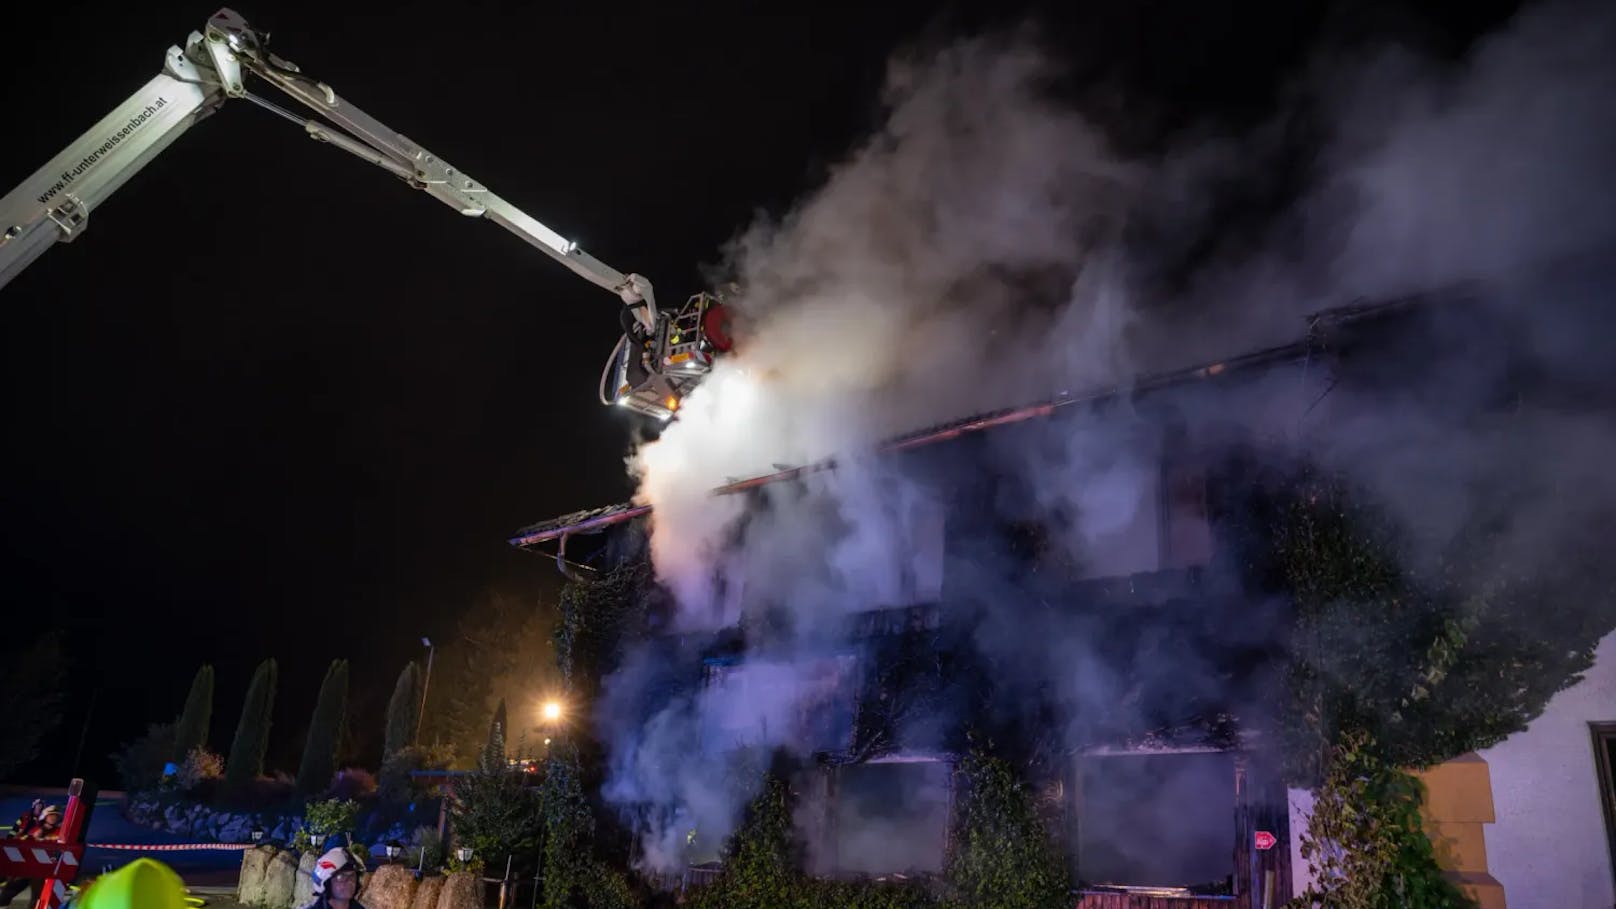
<box><xmin>825</xmin><ymin>760</ymin><xmax>953</xmax><ymax>878</ymax></box>
<box><xmin>1070</xmin><ymin>751</ymin><xmax>1237</xmax><ymax>896</ymax></box>
<box><xmin>1161</xmin><ymin>458</ymin><xmax>1214</xmax><ymax>570</ymax></box>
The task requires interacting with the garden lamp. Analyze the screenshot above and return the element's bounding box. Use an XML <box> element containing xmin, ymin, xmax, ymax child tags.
<box><xmin>456</xmin><ymin>846</ymin><xmax>473</xmax><ymax>863</ymax></box>
<box><xmin>310</xmin><ymin>833</ymin><xmax>326</xmax><ymax>848</ymax></box>
<box><xmin>250</xmin><ymin>826</ymin><xmax>264</xmax><ymax>843</ymax></box>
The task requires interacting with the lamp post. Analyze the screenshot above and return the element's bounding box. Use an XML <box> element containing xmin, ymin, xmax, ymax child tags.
<box><xmin>415</xmin><ymin>637</ymin><xmax>435</xmax><ymax>745</ymax></box>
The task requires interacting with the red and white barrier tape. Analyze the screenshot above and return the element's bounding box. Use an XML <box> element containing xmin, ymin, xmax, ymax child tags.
<box><xmin>86</xmin><ymin>842</ymin><xmax>254</xmax><ymax>852</ymax></box>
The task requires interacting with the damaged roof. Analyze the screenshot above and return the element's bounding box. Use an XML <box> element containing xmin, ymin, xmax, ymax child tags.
<box><xmin>508</xmin><ymin>285</ymin><xmax>1470</xmax><ymax>553</ymax></box>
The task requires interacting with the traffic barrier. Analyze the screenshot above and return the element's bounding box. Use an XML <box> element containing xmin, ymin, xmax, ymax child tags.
<box><xmin>0</xmin><ymin>778</ymin><xmax>95</xmax><ymax>909</ymax></box>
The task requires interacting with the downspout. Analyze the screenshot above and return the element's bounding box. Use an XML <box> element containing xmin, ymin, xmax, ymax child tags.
<box><xmin>556</xmin><ymin>532</ymin><xmax>595</xmax><ymax>585</ymax></box>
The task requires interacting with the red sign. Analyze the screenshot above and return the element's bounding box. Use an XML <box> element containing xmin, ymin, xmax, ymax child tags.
<box><xmin>1254</xmin><ymin>830</ymin><xmax>1277</xmax><ymax>851</ymax></box>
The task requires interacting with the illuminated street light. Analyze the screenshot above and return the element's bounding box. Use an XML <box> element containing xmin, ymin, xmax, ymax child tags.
<box><xmin>540</xmin><ymin>699</ymin><xmax>563</xmax><ymax>723</ymax></box>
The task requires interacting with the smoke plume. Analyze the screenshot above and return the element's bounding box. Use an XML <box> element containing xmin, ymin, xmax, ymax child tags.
<box><xmin>600</xmin><ymin>0</ymin><xmax>1616</xmax><ymax>876</ymax></box>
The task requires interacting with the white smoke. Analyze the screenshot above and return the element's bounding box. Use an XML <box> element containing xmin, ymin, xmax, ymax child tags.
<box><xmin>632</xmin><ymin>30</ymin><xmax>1146</xmax><ymax>618</ymax></box>
<box><xmin>601</xmin><ymin>0</ymin><xmax>1616</xmax><ymax>876</ymax></box>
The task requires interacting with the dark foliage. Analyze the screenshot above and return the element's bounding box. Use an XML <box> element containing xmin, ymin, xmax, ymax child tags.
<box><xmin>0</xmin><ymin>631</ymin><xmax>69</xmax><ymax>780</ymax></box>
<box><xmin>110</xmin><ymin>722</ymin><xmax>175</xmax><ymax>791</ymax></box>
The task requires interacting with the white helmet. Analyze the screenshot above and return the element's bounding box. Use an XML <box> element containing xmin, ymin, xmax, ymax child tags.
<box><xmin>311</xmin><ymin>847</ymin><xmax>356</xmax><ymax>893</ymax></box>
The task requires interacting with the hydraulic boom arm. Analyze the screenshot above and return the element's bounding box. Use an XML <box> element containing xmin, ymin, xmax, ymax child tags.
<box><xmin>0</xmin><ymin>8</ymin><xmax>657</xmax><ymax>326</ymax></box>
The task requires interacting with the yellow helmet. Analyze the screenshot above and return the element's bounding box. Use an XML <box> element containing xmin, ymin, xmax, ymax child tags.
<box><xmin>74</xmin><ymin>858</ymin><xmax>190</xmax><ymax>909</ymax></box>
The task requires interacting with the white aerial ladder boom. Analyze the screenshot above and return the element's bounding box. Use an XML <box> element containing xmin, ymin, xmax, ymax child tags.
<box><xmin>0</xmin><ymin>9</ymin><xmax>730</xmax><ymax>421</ymax></box>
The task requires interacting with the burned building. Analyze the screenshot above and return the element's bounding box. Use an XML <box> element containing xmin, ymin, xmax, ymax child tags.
<box><xmin>509</xmin><ymin>254</ymin><xmax>1616</xmax><ymax>909</ymax></box>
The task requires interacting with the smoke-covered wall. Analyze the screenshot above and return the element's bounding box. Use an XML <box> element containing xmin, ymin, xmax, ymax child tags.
<box><xmin>598</xmin><ymin>0</ymin><xmax>1616</xmax><ymax>877</ymax></box>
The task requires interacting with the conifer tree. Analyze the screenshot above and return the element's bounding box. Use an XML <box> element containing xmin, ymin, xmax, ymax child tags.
<box><xmin>224</xmin><ymin>659</ymin><xmax>278</xmax><ymax>789</ymax></box>
<box><xmin>171</xmin><ymin>664</ymin><xmax>214</xmax><ymax>762</ymax></box>
<box><xmin>382</xmin><ymin>662</ymin><xmax>421</xmax><ymax>763</ymax></box>
<box><xmin>296</xmin><ymin>659</ymin><xmax>349</xmax><ymax>794</ymax></box>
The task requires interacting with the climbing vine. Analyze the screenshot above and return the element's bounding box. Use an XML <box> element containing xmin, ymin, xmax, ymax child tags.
<box><xmin>1289</xmin><ymin>730</ymin><xmax>1474</xmax><ymax>909</ymax></box>
<box><xmin>555</xmin><ymin>558</ymin><xmax>653</xmax><ymax>694</ymax></box>
<box><xmin>943</xmin><ymin>747</ymin><xmax>1071</xmax><ymax>909</ymax></box>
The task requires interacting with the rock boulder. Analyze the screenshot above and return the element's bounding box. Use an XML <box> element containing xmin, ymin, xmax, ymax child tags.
<box><xmin>294</xmin><ymin>852</ymin><xmax>318</xmax><ymax>908</ymax></box>
<box><xmin>263</xmin><ymin>849</ymin><xmax>299</xmax><ymax>909</ymax></box>
<box><xmin>238</xmin><ymin>845</ymin><xmax>278</xmax><ymax>906</ymax></box>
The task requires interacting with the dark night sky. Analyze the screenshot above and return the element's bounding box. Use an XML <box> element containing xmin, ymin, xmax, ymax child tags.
<box><xmin>0</xmin><ymin>0</ymin><xmax>1518</xmax><ymax>784</ymax></box>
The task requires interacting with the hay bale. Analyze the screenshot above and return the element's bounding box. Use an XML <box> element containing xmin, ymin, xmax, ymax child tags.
<box><xmin>359</xmin><ymin>864</ymin><xmax>418</xmax><ymax>909</ymax></box>
<box><xmin>435</xmin><ymin>872</ymin><xmax>483</xmax><ymax>909</ymax></box>
<box><xmin>410</xmin><ymin>875</ymin><xmax>445</xmax><ymax>909</ymax></box>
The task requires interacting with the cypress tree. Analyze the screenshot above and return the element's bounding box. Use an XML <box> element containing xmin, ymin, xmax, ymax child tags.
<box><xmin>171</xmin><ymin>664</ymin><xmax>215</xmax><ymax>763</ymax></box>
<box><xmin>382</xmin><ymin>662</ymin><xmax>420</xmax><ymax>763</ymax></box>
<box><xmin>296</xmin><ymin>659</ymin><xmax>349</xmax><ymax>794</ymax></box>
<box><xmin>479</xmin><ymin>699</ymin><xmax>507</xmax><ymax>771</ymax></box>
<box><xmin>225</xmin><ymin>659</ymin><xmax>278</xmax><ymax>790</ymax></box>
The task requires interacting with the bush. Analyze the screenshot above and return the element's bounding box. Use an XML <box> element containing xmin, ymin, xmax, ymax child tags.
<box><xmin>451</xmin><ymin>762</ymin><xmax>544</xmax><ymax>877</ymax></box>
<box><xmin>690</xmin><ymin>775</ymin><xmax>799</xmax><ymax>909</ymax></box>
<box><xmin>540</xmin><ymin>743</ymin><xmax>635</xmax><ymax>909</ymax></box>
<box><xmin>329</xmin><ymin>767</ymin><xmax>377</xmax><ymax>802</ymax></box>
<box><xmin>406</xmin><ymin>825</ymin><xmax>445</xmax><ymax>874</ymax></box>
<box><xmin>111</xmin><ymin>722</ymin><xmax>175</xmax><ymax>791</ymax></box>
<box><xmin>174</xmin><ymin>747</ymin><xmax>224</xmax><ymax>795</ymax></box>
<box><xmin>379</xmin><ymin>743</ymin><xmax>455</xmax><ymax>802</ymax></box>
<box><xmin>306</xmin><ymin>798</ymin><xmax>362</xmax><ymax>839</ymax></box>
<box><xmin>801</xmin><ymin>880</ymin><xmax>938</xmax><ymax>909</ymax></box>
<box><xmin>219</xmin><ymin>772</ymin><xmax>296</xmax><ymax>812</ymax></box>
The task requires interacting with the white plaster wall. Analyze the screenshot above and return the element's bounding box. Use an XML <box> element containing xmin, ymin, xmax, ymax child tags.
<box><xmin>1480</xmin><ymin>630</ymin><xmax>1616</xmax><ymax>909</ymax></box>
<box><xmin>1288</xmin><ymin>786</ymin><xmax>1318</xmax><ymax>898</ymax></box>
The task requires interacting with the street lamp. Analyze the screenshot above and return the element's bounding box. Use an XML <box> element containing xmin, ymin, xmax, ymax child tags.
<box><xmin>540</xmin><ymin>699</ymin><xmax>563</xmax><ymax>724</ymax></box>
<box><xmin>415</xmin><ymin>637</ymin><xmax>435</xmax><ymax>745</ymax></box>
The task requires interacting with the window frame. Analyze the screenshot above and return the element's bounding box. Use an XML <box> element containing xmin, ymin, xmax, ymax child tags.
<box><xmin>1591</xmin><ymin>722</ymin><xmax>1616</xmax><ymax>893</ymax></box>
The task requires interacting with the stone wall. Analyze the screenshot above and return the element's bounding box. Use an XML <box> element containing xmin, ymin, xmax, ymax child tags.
<box><xmin>123</xmin><ymin>795</ymin><xmax>410</xmax><ymax>848</ymax></box>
